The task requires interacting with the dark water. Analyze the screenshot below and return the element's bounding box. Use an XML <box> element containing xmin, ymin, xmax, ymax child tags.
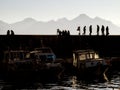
<box><xmin>0</xmin><ymin>71</ymin><xmax>120</xmax><ymax>90</ymax></box>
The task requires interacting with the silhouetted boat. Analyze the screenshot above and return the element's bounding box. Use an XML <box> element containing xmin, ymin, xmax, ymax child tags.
<box><xmin>2</xmin><ymin>47</ymin><xmax>63</xmax><ymax>81</ymax></box>
<box><xmin>72</xmin><ymin>49</ymin><xmax>110</xmax><ymax>79</ymax></box>
<box><xmin>26</xmin><ymin>47</ymin><xmax>63</xmax><ymax>70</ymax></box>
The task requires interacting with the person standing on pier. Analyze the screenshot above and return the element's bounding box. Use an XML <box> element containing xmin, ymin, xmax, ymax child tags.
<box><xmin>7</xmin><ymin>30</ymin><xmax>10</xmax><ymax>35</ymax></box>
<box><xmin>97</xmin><ymin>25</ymin><xmax>100</xmax><ymax>36</ymax></box>
<box><xmin>57</xmin><ymin>29</ymin><xmax>60</xmax><ymax>35</ymax></box>
<box><xmin>57</xmin><ymin>29</ymin><xmax>62</xmax><ymax>36</ymax></box>
<box><xmin>77</xmin><ymin>26</ymin><xmax>81</xmax><ymax>35</ymax></box>
<box><xmin>101</xmin><ymin>25</ymin><xmax>105</xmax><ymax>36</ymax></box>
<box><xmin>89</xmin><ymin>25</ymin><xmax>92</xmax><ymax>36</ymax></box>
<box><xmin>83</xmin><ymin>26</ymin><xmax>86</xmax><ymax>35</ymax></box>
<box><xmin>106</xmin><ymin>26</ymin><xmax>109</xmax><ymax>36</ymax></box>
<box><xmin>11</xmin><ymin>30</ymin><xmax>14</xmax><ymax>35</ymax></box>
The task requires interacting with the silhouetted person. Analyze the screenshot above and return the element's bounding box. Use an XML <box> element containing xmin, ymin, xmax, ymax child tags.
<box><xmin>97</xmin><ymin>25</ymin><xmax>100</xmax><ymax>35</ymax></box>
<box><xmin>106</xmin><ymin>26</ymin><xmax>109</xmax><ymax>36</ymax></box>
<box><xmin>77</xmin><ymin>26</ymin><xmax>81</xmax><ymax>35</ymax></box>
<box><xmin>68</xmin><ymin>30</ymin><xmax>70</xmax><ymax>35</ymax></box>
<box><xmin>7</xmin><ymin>30</ymin><xmax>10</xmax><ymax>35</ymax></box>
<box><xmin>59</xmin><ymin>30</ymin><xmax>62</xmax><ymax>36</ymax></box>
<box><xmin>62</xmin><ymin>30</ymin><xmax>65</xmax><ymax>36</ymax></box>
<box><xmin>101</xmin><ymin>25</ymin><xmax>105</xmax><ymax>35</ymax></box>
<box><xmin>89</xmin><ymin>25</ymin><xmax>92</xmax><ymax>35</ymax></box>
<box><xmin>57</xmin><ymin>29</ymin><xmax>63</xmax><ymax>36</ymax></box>
<box><xmin>65</xmin><ymin>30</ymin><xmax>67</xmax><ymax>36</ymax></box>
<box><xmin>57</xmin><ymin>29</ymin><xmax>60</xmax><ymax>35</ymax></box>
<box><xmin>11</xmin><ymin>30</ymin><xmax>14</xmax><ymax>35</ymax></box>
<box><xmin>83</xmin><ymin>26</ymin><xmax>86</xmax><ymax>35</ymax></box>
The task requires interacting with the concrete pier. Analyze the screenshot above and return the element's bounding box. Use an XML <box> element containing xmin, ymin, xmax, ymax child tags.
<box><xmin>0</xmin><ymin>35</ymin><xmax>120</xmax><ymax>60</ymax></box>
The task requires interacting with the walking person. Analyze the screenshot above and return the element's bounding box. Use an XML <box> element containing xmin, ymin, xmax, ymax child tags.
<box><xmin>106</xmin><ymin>26</ymin><xmax>109</xmax><ymax>36</ymax></box>
<box><xmin>77</xmin><ymin>26</ymin><xmax>81</xmax><ymax>35</ymax></box>
<box><xmin>97</xmin><ymin>25</ymin><xmax>100</xmax><ymax>36</ymax></box>
<box><xmin>83</xmin><ymin>26</ymin><xmax>86</xmax><ymax>35</ymax></box>
<box><xmin>89</xmin><ymin>25</ymin><xmax>92</xmax><ymax>36</ymax></box>
<box><xmin>101</xmin><ymin>25</ymin><xmax>105</xmax><ymax>36</ymax></box>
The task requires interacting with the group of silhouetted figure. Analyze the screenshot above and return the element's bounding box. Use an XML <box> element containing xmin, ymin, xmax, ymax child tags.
<box><xmin>7</xmin><ymin>30</ymin><xmax>15</xmax><ymax>35</ymax></box>
<box><xmin>57</xmin><ymin>29</ymin><xmax>70</xmax><ymax>36</ymax></box>
<box><xmin>77</xmin><ymin>25</ymin><xmax>109</xmax><ymax>36</ymax></box>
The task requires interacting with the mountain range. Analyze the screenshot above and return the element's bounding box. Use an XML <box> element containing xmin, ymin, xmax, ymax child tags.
<box><xmin>0</xmin><ymin>14</ymin><xmax>120</xmax><ymax>35</ymax></box>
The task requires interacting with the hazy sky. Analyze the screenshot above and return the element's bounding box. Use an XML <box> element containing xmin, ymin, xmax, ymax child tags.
<box><xmin>0</xmin><ymin>0</ymin><xmax>120</xmax><ymax>26</ymax></box>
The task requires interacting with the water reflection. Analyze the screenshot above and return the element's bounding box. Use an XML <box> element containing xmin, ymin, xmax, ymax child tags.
<box><xmin>0</xmin><ymin>72</ymin><xmax>120</xmax><ymax>89</ymax></box>
<box><xmin>72</xmin><ymin>76</ymin><xmax>77</xmax><ymax>89</ymax></box>
<box><xmin>48</xmin><ymin>73</ymin><xmax>120</xmax><ymax>90</ymax></box>
<box><xmin>103</xmin><ymin>67</ymin><xmax>109</xmax><ymax>82</ymax></box>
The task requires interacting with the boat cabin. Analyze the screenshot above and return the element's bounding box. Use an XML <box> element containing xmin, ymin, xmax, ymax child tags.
<box><xmin>27</xmin><ymin>47</ymin><xmax>56</xmax><ymax>62</ymax></box>
<box><xmin>4</xmin><ymin>50</ymin><xmax>29</xmax><ymax>63</ymax></box>
<box><xmin>73</xmin><ymin>49</ymin><xmax>106</xmax><ymax>68</ymax></box>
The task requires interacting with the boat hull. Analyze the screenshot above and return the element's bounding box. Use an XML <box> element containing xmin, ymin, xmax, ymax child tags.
<box><xmin>0</xmin><ymin>62</ymin><xmax>63</xmax><ymax>81</ymax></box>
<box><xmin>74</xmin><ymin>64</ymin><xmax>108</xmax><ymax>82</ymax></box>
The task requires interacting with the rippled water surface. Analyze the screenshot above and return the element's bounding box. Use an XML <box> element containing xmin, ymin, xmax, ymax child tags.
<box><xmin>0</xmin><ymin>72</ymin><xmax>120</xmax><ymax>90</ymax></box>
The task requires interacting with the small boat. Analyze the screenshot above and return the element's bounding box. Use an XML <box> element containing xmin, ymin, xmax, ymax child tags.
<box><xmin>3</xmin><ymin>50</ymin><xmax>31</xmax><ymax>71</ymax></box>
<box><xmin>2</xmin><ymin>47</ymin><xmax>63</xmax><ymax>81</ymax></box>
<box><xmin>26</xmin><ymin>47</ymin><xmax>62</xmax><ymax>70</ymax></box>
<box><xmin>72</xmin><ymin>49</ymin><xmax>110</xmax><ymax>80</ymax></box>
<box><xmin>28</xmin><ymin>47</ymin><xmax>56</xmax><ymax>63</ymax></box>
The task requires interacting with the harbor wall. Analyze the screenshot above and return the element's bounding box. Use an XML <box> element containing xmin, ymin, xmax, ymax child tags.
<box><xmin>0</xmin><ymin>35</ymin><xmax>120</xmax><ymax>60</ymax></box>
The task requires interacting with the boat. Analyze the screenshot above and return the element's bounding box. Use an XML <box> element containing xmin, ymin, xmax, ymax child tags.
<box><xmin>28</xmin><ymin>47</ymin><xmax>56</xmax><ymax>63</ymax></box>
<box><xmin>72</xmin><ymin>49</ymin><xmax>110</xmax><ymax>80</ymax></box>
<box><xmin>3</xmin><ymin>50</ymin><xmax>31</xmax><ymax>71</ymax></box>
<box><xmin>26</xmin><ymin>47</ymin><xmax>63</xmax><ymax>70</ymax></box>
<box><xmin>2</xmin><ymin>47</ymin><xmax>63</xmax><ymax>81</ymax></box>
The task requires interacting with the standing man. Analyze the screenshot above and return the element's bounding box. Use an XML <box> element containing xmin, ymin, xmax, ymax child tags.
<box><xmin>7</xmin><ymin>30</ymin><xmax>10</xmax><ymax>35</ymax></box>
<box><xmin>106</xmin><ymin>26</ymin><xmax>109</xmax><ymax>36</ymax></box>
<box><xmin>97</xmin><ymin>25</ymin><xmax>100</xmax><ymax>36</ymax></box>
<box><xmin>83</xmin><ymin>26</ymin><xmax>86</xmax><ymax>35</ymax></box>
<box><xmin>101</xmin><ymin>25</ymin><xmax>105</xmax><ymax>36</ymax></box>
<box><xmin>77</xmin><ymin>26</ymin><xmax>81</xmax><ymax>35</ymax></box>
<box><xmin>11</xmin><ymin>30</ymin><xmax>14</xmax><ymax>35</ymax></box>
<box><xmin>89</xmin><ymin>25</ymin><xmax>92</xmax><ymax>36</ymax></box>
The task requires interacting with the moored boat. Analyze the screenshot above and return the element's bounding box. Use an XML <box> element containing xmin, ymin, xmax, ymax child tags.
<box><xmin>72</xmin><ymin>49</ymin><xmax>110</xmax><ymax>80</ymax></box>
<box><xmin>1</xmin><ymin>47</ymin><xmax>63</xmax><ymax>81</ymax></box>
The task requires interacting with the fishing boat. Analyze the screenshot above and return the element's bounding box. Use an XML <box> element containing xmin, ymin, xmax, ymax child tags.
<box><xmin>2</xmin><ymin>47</ymin><xmax>63</xmax><ymax>81</ymax></box>
<box><xmin>72</xmin><ymin>49</ymin><xmax>110</xmax><ymax>79</ymax></box>
<box><xmin>26</xmin><ymin>47</ymin><xmax>63</xmax><ymax>70</ymax></box>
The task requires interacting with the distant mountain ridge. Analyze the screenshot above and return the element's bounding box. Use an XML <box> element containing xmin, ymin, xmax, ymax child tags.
<box><xmin>0</xmin><ymin>14</ymin><xmax>120</xmax><ymax>35</ymax></box>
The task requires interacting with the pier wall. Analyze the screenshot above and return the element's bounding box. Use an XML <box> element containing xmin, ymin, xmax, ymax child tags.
<box><xmin>0</xmin><ymin>35</ymin><xmax>120</xmax><ymax>60</ymax></box>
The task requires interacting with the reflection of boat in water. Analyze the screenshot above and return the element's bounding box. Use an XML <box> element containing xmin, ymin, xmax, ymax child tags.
<box><xmin>2</xmin><ymin>47</ymin><xmax>63</xmax><ymax>81</ymax></box>
<box><xmin>72</xmin><ymin>49</ymin><xmax>110</xmax><ymax>79</ymax></box>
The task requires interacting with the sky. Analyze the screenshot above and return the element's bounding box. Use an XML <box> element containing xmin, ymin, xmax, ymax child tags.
<box><xmin>0</xmin><ymin>0</ymin><xmax>120</xmax><ymax>26</ymax></box>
